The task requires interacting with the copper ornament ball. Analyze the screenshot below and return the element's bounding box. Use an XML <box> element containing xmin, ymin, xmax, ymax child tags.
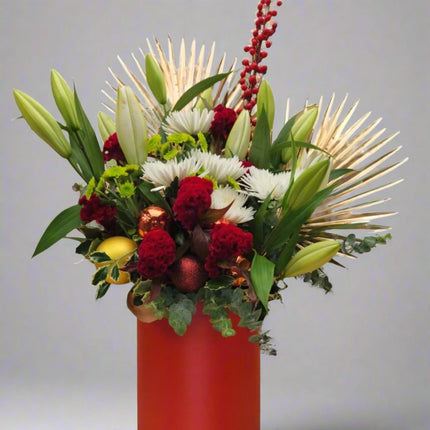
<box><xmin>138</xmin><ymin>206</ymin><xmax>171</xmax><ymax>237</ymax></box>
<box><xmin>169</xmin><ymin>255</ymin><xmax>208</xmax><ymax>293</ymax></box>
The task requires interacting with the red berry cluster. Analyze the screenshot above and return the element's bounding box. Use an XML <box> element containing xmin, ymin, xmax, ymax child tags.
<box><xmin>240</xmin><ymin>0</ymin><xmax>282</xmax><ymax>118</ymax></box>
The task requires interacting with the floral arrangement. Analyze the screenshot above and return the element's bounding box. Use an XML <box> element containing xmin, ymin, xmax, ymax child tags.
<box><xmin>13</xmin><ymin>0</ymin><xmax>405</xmax><ymax>352</ymax></box>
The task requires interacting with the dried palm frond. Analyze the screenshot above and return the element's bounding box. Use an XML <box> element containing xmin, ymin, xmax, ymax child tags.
<box><xmin>103</xmin><ymin>38</ymin><xmax>242</xmax><ymax>135</ymax></box>
<box><xmin>302</xmin><ymin>94</ymin><xmax>407</xmax><ymax>246</ymax></box>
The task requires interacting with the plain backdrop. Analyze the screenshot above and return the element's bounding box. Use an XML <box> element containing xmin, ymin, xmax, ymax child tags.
<box><xmin>1</xmin><ymin>1</ymin><xmax>429</xmax><ymax>429</ymax></box>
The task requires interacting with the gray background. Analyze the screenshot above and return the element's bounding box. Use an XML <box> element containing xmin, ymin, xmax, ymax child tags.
<box><xmin>1</xmin><ymin>1</ymin><xmax>429</xmax><ymax>429</ymax></box>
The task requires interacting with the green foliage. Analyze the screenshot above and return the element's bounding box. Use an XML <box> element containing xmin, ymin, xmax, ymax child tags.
<box><xmin>249</xmin><ymin>107</ymin><xmax>271</xmax><ymax>169</ymax></box>
<box><xmin>250</xmin><ymin>253</ymin><xmax>275</xmax><ymax>311</ymax></box>
<box><xmin>168</xmin><ymin>297</ymin><xmax>196</xmax><ymax>336</ymax></box>
<box><xmin>172</xmin><ymin>72</ymin><xmax>231</xmax><ymax>112</ymax></box>
<box><xmin>33</xmin><ymin>205</ymin><xmax>82</xmax><ymax>257</ymax></box>
<box><xmin>92</xmin><ymin>265</ymin><xmax>109</xmax><ymax>286</ymax></box>
<box><xmin>301</xmin><ymin>269</ymin><xmax>333</xmax><ymax>293</ymax></box>
<box><xmin>342</xmin><ymin>233</ymin><xmax>392</xmax><ymax>254</ymax></box>
<box><xmin>96</xmin><ymin>282</ymin><xmax>110</xmax><ymax>299</ymax></box>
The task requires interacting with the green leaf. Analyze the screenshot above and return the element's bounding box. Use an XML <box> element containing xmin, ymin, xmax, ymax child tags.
<box><xmin>110</xmin><ymin>264</ymin><xmax>120</xmax><ymax>282</ymax></box>
<box><xmin>137</xmin><ymin>181</ymin><xmax>171</xmax><ymax>213</ymax></box>
<box><xmin>92</xmin><ymin>265</ymin><xmax>109</xmax><ymax>285</ymax></box>
<box><xmin>96</xmin><ymin>282</ymin><xmax>110</xmax><ymax>299</ymax></box>
<box><xmin>68</xmin><ymin>132</ymin><xmax>94</xmax><ymax>182</ymax></box>
<box><xmin>329</xmin><ymin>168</ymin><xmax>354</xmax><ymax>181</ymax></box>
<box><xmin>33</xmin><ymin>205</ymin><xmax>82</xmax><ymax>257</ymax></box>
<box><xmin>248</xmin><ymin>107</ymin><xmax>271</xmax><ymax>169</ymax></box>
<box><xmin>73</xmin><ymin>89</ymin><xmax>104</xmax><ymax>180</ymax></box>
<box><xmin>265</xmin><ymin>185</ymin><xmax>335</xmax><ymax>252</ymax></box>
<box><xmin>204</xmin><ymin>275</ymin><xmax>235</xmax><ymax>290</ymax></box>
<box><xmin>250</xmin><ymin>193</ymin><xmax>272</xmax><ymax>251</ymax></box>
<box><xmin>89</xmin><ymin>251</ymin><xmax>111</xmax><ymax>263</ymax></box>
<box><xmin>75</xmin><ymin>239</ymin><xmax>92</xmax><ymax>256</ymax></box>
<box><xmin>172</xmin><ymin>72</ymin><xmax>231</xmax><ymax>112</ymax></box>
<box><xmin>250</xmin><ymin>253</ymin><xmax>275</xmax><ymax>311</ymax></box>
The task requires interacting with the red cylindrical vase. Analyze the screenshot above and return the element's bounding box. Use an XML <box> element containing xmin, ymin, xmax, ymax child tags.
<box><xmin>137</xmin><ymin>306</ymin><xmax>260</xmax><ymax>430</ymax></box>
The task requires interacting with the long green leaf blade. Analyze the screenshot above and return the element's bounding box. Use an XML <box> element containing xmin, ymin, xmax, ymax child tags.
<box><xmin>250</xmin><ymin>253</ymin><xmax>275</xmax><ymax>311</ymax></box>
<box><xmin>249</xmin><ymin>107</ymin><xmax>271</xmax><ymax>169</ymax></box>
<box><xmin>172</xmin><ymin>72</ymin><xmax>231</xmax><ymax>112</ymax></box>
<box><xmin>33</xmin><ymin>204</ymin><xmax>82</xmax><ymax>257</ymax></box>
<box><xmin>73</xmin><ymin>89</ymin><xmax>104</xmax><ymax>180</ymax></box>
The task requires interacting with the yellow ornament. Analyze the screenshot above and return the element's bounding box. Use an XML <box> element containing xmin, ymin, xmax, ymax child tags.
<box><xmin>95</xmin><ymin>236</ymin><xmax>137</xmax><ymax>284</ymax></box>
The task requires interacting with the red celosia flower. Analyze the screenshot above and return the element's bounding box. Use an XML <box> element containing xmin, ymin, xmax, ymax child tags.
<box><xmin>103</xmin><ymin>133</ymin><xmax>126</xmax><ymax>165</ymax></box>
<box><xmin>209</xmin><ymin>105</ymin><xmax>237</xmax><ymax>141</ymax></box>
<box><xmin>78</xmin><ymin>194</ymin><xmax>117</xmax><ymax>231</ymax></box>
<box><xmin>205</xmin><ymin>223</ymin><xmax>253</xmax><ymax>277</ymax></box>
<box><xmin>173</xmin><ymin>177</ymin><xmax>213</xmax><ymax>230</ymax></box>
<box><xmin>137</xmin><ymin>228</ymin><xmax>176</xmax><ymax>279</ymax></box>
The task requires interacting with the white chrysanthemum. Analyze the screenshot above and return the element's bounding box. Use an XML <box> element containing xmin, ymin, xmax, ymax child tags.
<box><xmin>142</xmin><ymin>157</ymin><xmax>202</xmax><ymax>187</ymax></box>
<box><xmin>162</xmin><ymin>109</ymin><xmax>214</xmax><ymax>135</ymax></box>
<box><xmin>241</xmin><ymin>166</ymin><xmax>291</xmax><ymax>201</ymax></box>
<box><xmin>211</xmin><ymin>186</ymin><xmax>255</xmax><ymax>224</ymax></box>
<box><xmin>191</xmin><ymin>149</ymin><xmax>247</xmax><ymax>183</ymax></box>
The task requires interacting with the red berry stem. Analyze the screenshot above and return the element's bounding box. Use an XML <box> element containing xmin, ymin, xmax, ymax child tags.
<box><xmin>240</xmin><ymin>0</ymin><xmax>282</xmax><ymax>123</ymax></box>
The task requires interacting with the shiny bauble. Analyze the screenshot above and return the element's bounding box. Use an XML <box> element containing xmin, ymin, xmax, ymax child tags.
<box><xmin>138</xmin><ymin>206</ymin><xmax>171</xmax><ymax>237</ymax></box>
<box><xmin>95</xmin><ymin>236</ymin><xmax>137</xmax><ymax>284</ymax></box>
<box><xmin>169</xmin><ymin>255</ymin><xmax>208</xmax><ymax>293</ymax></box>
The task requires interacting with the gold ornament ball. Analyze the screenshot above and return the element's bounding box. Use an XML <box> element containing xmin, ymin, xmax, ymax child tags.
<box><xmin>95</xmin><ymin>236</ymin><xmax>137</xmax><ymax>284</ymax></box>
<box><xmin>138</xmin><ymin>206</ymin><xmax>171</xmax><ymax>237</ymax></box>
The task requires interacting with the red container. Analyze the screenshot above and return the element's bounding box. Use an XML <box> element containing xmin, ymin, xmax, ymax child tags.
<box><xmin>137</xmin><ymin>305</ymin><xmax>260</xmax><ymax>430</ymax></box>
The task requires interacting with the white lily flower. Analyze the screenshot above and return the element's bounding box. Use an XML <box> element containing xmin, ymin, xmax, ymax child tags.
<box><xmin>210</xmin><ymin>186</ymin><xmax>255</xmax><ymax>224</ymax></box>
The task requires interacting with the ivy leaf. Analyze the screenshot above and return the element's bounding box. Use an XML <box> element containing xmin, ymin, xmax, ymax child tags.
<box><xmin>92</xmin><ymin>265</ymin><xmax>109</xmax><ymax>286</ymax></box>
<box><xmin>75</xmin><ymin>239</ymin><xmax>92</xmax><ymax>256</ymax></box>
<box><xmin>250</xmin><ymin>253</ymin><xmax>275</xmax><ymax>311</ymax></box>
<box><xmin>96</xmin><ymin>282</ymin><xmax>111</xmax><ymax>299</ymax></box>
<box><xmin>110</xmin><ymin>264</ymin><xmax>120</xmax><ymax>282</ymax></box>
<box><xmin>33</xmin><ymin>205</ymin><xmax>82</xmax><ymax>257</ymax></box>
<box><xmin>89</xmin><ymin>251</ymin><xmax>111</xmax><ymax>263</ymax></box>
<box><xmin>172</xmin><ymin>72</ymin><xmax>231</xmax><ymax>112</ymax></box>
<box><xmin>204</xmin><ymin>275</ymin><xmax>235</xmax><ymax>290</ymax></box>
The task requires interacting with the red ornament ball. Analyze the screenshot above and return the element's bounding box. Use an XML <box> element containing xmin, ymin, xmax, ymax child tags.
<box><xmin>169</xmin><ymin>255</ymin><xmax>208</xmax><ymax>293</ymax></box>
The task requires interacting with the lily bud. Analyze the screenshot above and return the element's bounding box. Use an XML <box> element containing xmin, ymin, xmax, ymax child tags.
<box><xmin>13</xmin><ymin>89</ymin><xmax>71</xmax><ymax>158</ymax></box>
<box><xmin>284</xmin><ymin>240</ymin><xmax>341</xmax><ymax>277</ymax></box>
<box><xmin>97</xmin><ymin>111</ymin><xmax>116</xmax><ymax>143</ymax></box>
<box><xmin>50</xmin><ymin>69</ymin><xmax>80</xmax><ymax>129</ymax></box>
<box><xmin>225</xmin><ymin>109</ymin><xmax>251</xmax><ymax>160</ymax></box>
<box><xmin>145</xmin><ymin>54</ymin><xmax>167</xmax><ymax>105</ymax></box>
<box><xmin>286</xmin><ymin>158</ymin><xmax>331</xmax><ymax>212</ymax></box>
<box><xmin>257</xmin><ymin>80</ymin><xmax>275</xmax><ymax>130</ymax></box>
<box><xmin>116</xmin><ymin>86</ymin><xmax>148</xmax><ymax>164</ymax></box>
<box><xmin>195</xmin><ymin>87</ymin><xmax>213</xmax><ymax>111</ymax></box>
<box><xmin>281</xmin><ymin>105</ymin><xmax>318</xmax><ymax>163</ymax></box>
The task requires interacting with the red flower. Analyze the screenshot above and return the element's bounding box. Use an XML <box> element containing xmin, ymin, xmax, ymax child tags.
<box><xmin>78</xmin><ymin>194</ymin><xmax>116</xmax><ymax>231</ymax></box>
<box><xmin>205</xmin><ymin>223</ymin><xmax>253</xmax><ymax>277</ymax></box>
<box><xmin>103</xmin><ymin>133</ymin><xmax>126</xmax><ymax>165</ymax></box>
<box><xmin>209</xmin><ymin>105</ymin><xmax>237</xmax><ymax>141</ymax></box>
<box><xmin>173</xmin><ymin>177</ymin><xmax>213</xmax><ymax>230</ymax></box>
<box><xmin>137</xmin><ymin>228</ymin><xmax>176</xmax><ymax>279</ymax></box>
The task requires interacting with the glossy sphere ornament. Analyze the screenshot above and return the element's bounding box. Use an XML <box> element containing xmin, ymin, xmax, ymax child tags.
<box><xmin>95</xmin><ymin>236</ymin><xmax>137</xmax><ymax>284</ymax></box>
<box><xmin>138</xmin><ymin>206</ymin><xmax>170</xmax><ymax>237</ymax></box>
<box><xmin>169</xmin><ymin>255</ymin><xmax>208</xmax><ymax>293</ymax></box>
